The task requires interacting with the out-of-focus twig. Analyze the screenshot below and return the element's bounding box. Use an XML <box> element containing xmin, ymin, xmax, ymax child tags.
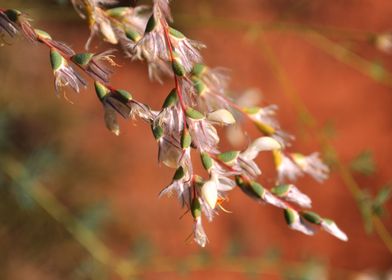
<box><xmin>0</xmin><ymin>157</ymin><xmax>138</xmax><ymax>280</ymax></box>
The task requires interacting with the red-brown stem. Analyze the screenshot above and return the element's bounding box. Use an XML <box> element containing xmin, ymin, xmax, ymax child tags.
<box><xmin>160</xmin><ymin>18</ymin><xmax>188</xmax><ymax>128</ymax></box>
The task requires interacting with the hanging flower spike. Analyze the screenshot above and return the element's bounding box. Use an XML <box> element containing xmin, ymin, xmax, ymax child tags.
<box><xmin>50</xmin><ymin>48</ymin><xmax>86</xmax><ymax>98</ymax></box>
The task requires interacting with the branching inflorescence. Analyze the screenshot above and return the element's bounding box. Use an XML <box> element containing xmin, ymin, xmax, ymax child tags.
<box><xmin>0</xmin><ymin>1</ymin><xmax>347</xmax><ymax>247</ymax></box>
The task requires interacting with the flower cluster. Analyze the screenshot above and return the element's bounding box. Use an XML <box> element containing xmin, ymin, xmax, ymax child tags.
<box><xmin>1</xmin><ymin>1</ymin><xmax>347</xmax><ymax>247</ymax></box>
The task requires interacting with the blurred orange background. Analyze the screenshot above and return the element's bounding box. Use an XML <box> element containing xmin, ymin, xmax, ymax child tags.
<box><xmin>0</xmin><ymin>0</ymin><xmax>391</xmax><ymax>279</ymax></box>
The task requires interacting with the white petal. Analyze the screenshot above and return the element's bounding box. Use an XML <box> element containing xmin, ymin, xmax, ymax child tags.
<box><xmin>207</xmin><ymin>109</ymin><xmax>236</xmax><ymax>125</ymax></box>
<box><xmin>201</xmin><ymin>180</ymin><xmax>218</xmax><ymax>209</ymax></box>
<box><xmin>242</xmin><ymin>137</ymin><xmax>281</xmax><ymax>160</ymax></box>
<box><xmin>321</xmin><ymin>220</ymin><xmax>348</xmax><ymax>241</ymax></box>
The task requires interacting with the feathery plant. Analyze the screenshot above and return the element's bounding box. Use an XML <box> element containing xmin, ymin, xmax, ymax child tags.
<box><xmin>0</xmin><ymin>0</ymin><xmax>348</xmax><ymax>247</ymax></box>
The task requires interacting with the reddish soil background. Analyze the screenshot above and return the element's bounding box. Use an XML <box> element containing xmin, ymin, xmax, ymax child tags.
<box><xmin>1</xmin><ymin>0</ymin><xmax>392</xmax><ymax>279</ymax></box>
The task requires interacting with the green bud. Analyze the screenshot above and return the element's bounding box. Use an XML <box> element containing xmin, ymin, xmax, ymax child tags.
<box><xmin>284</xmin><ymin>208</ymin><xmax>296</xmax><ymax>225</ymax></box>
<box><xmin>124</xmin><ymin>27</ymin><xmax>141</xmax><ymax>42</ymax></box>
<box><xmin>192</xmin><ymin>63</ymin><xmax>207</xmax><ymax>76</ymax></box>
<box><xmin>172</xmin><ymin>58</ymin><xmax>186</xmax><ymax>76</ymax></box>
<box><xmin>94</xmin><ymin>81</ymin><xmax>110</xmax><ymax>101</ymax></box>
<box><xmin>71</xmin><ymin>53</ymin><xmax>94</xmax><ymax>66</ymax></box>
<box><xmin>200</xmin><ymin>152</ymin><xmax>213</xmax><ymax>171</ymax></box>
<box><xmin>249</xmin><ymin>181</ymin><xmax>265</xmax><ymax>198</ymax></box>
<box><xmin>50</xmin><ymin>49</ymin><xmax>64</xmax><ymax>71</ymax></box>
<box><xmin>106</xmin><ymin>7</ymin><xmax>129</xmax><ymax>18</ymax></box>
<box><xmin>162</xmin><ymin>89</ymin><xmax>178</xmax><ymax>108</ymax></box>
<box><xmin>169</xmin><ymin>27</ymin><xmax>185</xmax><ymax>39</ymax></box>
<box><xmin>302</xmin><ymin>211</ymin><xmax>322</xmax><ymax>225</ymax></box>
<box><xmin>192</xmin><ymin>77</ymin><xmax>207</xmax><ymax>95</ymax></box>
<box><xmin>4</xmin><ymin>9</ymin><xmax>21</xmax><ymax>22</ymax></box>
<box><xmin>271</xmin><ymin>184</ymin><xmax>290</xmax><ymax>197</ymax></box>
<box><xmin>235</xmin><ymin>175</ymin><xmax>247</xmax><ymax>188</ymax></box>
<box><xmin>191</xmin><ymin>198</ymin><xmax>202</xmax><ymax>219</ymax></box>
<box><xmin>185</xmin><ymin>107</ymin><xmax>204</xmax><ymax>120</ymax></box>
<box><xmin>217</xmin><ymin>151</ymin><xmax>239</xmax><ymax>165</ymax></box>
<box><xmin>173</xmin><ymin>166</ymin><xmax>185</xmax><ymax>180</ymax></box>
<box><xmin>193</xmin><ymin>175</ymin><xmax>204</xmax><ymax>188</ymax></box>
<box><xmin>35</xmin><ymin>29</ymin><xmax>52</xmax><ymax>40</ymax></box>
<box><xmin>145</xmin><ymin>15</ymin><xmax>156</xmax><ymax>33</ymax></box>
<box><xmin>114</xmin><ymin>89</ymin><xmax>133</xmax><ymax>103</ymax></box>
<box><xmin>181</xmin><ymin>129</ymin><xmax>192</xmax><ymax>149</ymax></box>
<box><xmin>151</xmin><ymin>124</ymin><xmax>163</xmax><ymax>140</ymax></box>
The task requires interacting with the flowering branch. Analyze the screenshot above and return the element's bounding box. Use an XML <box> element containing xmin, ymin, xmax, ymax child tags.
<box><xmin>0</xmin><ymin>1</ymin><xmax>348</xmax><ymax>248</ymax></box>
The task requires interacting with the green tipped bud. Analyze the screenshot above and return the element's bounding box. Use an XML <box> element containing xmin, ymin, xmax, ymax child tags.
<box><xmin>94</xmin><ymin>81</ymin><xmax>110</xmax><ymax>101</ymax></box>
<box><xmin>151</xmin><ymin>124</ymin><xmax>163</xmax><ymax>140</ymax></box>
<box><xmin>162</xmin><ymin>89</ymin><xmax>178</xmax><ymax>108</ymax></box>
<box><xmin>302</xmin><ymin>211</ymin><xmax>322</xmax><ymax>225</ymax></box>
<box><xmin>191</xmin><ymin>198</ymin><xmax>202</xmax><ymax>219</ymax></box>
<box><xmin>271</xmin><ymin>184</ymin><xmax>290</xmax><ymax>197</ymax></box>
<box><xmin>35</xmin><ymin>29</ymin><xmax>52</xmax><ymax>40</ymax></box>
<box><xmin>169</xmin><ymin>27</ymin><xmax>185</xmax><ymax>39</ymax></box>
<box><xmin>106</xmin><ymin>7</ymin><xmax>129</xmax><ymax>18</ymax></box>
<box><xmin>200</xmin><ymin>152</ymin><xmax>213</xmax><ymax>171</ymax></box>
<box><xmin>114</xmin><ymin>89</ymin><xmax>133</xmax><ymax>103</ymax></box>
<box><xmin>192</xmin><ymin>63</ymin><xmax>207</xmax><ymax>76</ymax></box>
<box><xmin>216</xmin><ymin>151</ymin><xmax>239</xmax><ymax>165</ymax></box>
<box><xmin>50</xmin><ymin>49</ymin><xmax>65</xmax><ymax>71</ymax></box>
<box><xmin>71</xmin><ymin>53</ymin><xmax>94</xmax><ymax>66</ymax></box>
<box><xmin>249</xmin><ymin>181</ymin><xmax>265</xmax><ymax>198</ymax></box>
<box><xmin>173</xmin><ymin>166</ymin><xmax>185</xmax><ymax>180</ymax></box>
<box><xmin>181</xmin><ymin>129</ymin><xmax>192</xmax><ymax>149</ymax></box>
<box><xmin>284</xmin><ymin>208</ymin><xmax>296</xmax><ymax>225</ymax></box>
<box><xmin>172</xmin><ymin>53</ymin><xmax>186</xmax><ymax>76</ymax></box>
<box><xmin>193</xmin><ymin>175</ymin><xmax>204</xmax><ymax>188</ymax></box>
<box><xmin>124</xmin><ymin>27</ymin><xmax>141</xmax><ymax>42</ymax></box>
<box><xmin>185</xmin><ymin>107</ymin><xmax>204</xmax><ymax>120</ymax></box>
<box><xmin>4</xmin><ymin>9</ymin><xmax>21</xmax><ymax>22</ymax></box>
<box><xmin>192</xmin><ymin>77</ymin><xmax>207</xmax><ymax>95</ymax></box>
<box><xmin>145</xmin><ymin>15</ymin><xmax>156</xmax><ymax>33</ymax></box>
<box><xmin>235</xmin><ymin>175</ymin><xmax>246</xmax><ymax>188</ymax></box>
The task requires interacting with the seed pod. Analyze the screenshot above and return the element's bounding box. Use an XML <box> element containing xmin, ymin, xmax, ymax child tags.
<box><xmin>145</xmin><ymin>15</ymin><xmax>156</xmax><ymax>33</ymax></box>
<box><xmin>302</xmin><ymin>211</ymin><xmax>322</xmax><ymax>225</ymax></box>
<box><xmin>200</xmin><ymin>152</ymin><xmax>213</xmax><ymax>172</ymax></box>
<box><xmin>217</xmin><ymin>151</ymin><xmax>239</xmax><ymax>165</ymax></box>
<box><xmin>71</xmin><ymin>53</ymin><xmax>94</xmax><ymax>66</ymax></box>
<box><xmin>114</xmin><ymin>89</ymin><xmax>133</xmax><ymax>103</ymax></box>
<box><xmin>173</xmin><ymin>166</ymin><xmax>185</xmax><ymax>180</ymax></box>
<box><xmin>172</xmin><ymin>52</ymin><xmax>186</xmax><ymax>76</ymax></box>
<box><xmin>185</xmin><ymin>107</ymin><xmax>204</xmax><ymax>120</ymax></box>
<box><xmin>35</xmin><ymin>29</ymin><xmax>52</xmax><ymax>40</ymax></box>
<box><xmin>192</xmin><ymin>63</ymin><xmax>207</xmax><ymax>76</ymax></box>
<box><xmin>191</xmin><ymin>197</ymin><xmax>202</xmax><ymax>219</ymax></box>
<box><xmin>181</xmin><ymin>129</ymin><xmax>191</xmax><ymax>149</ymax></box>
<box><xmin>192</xmin><ymin>77</ymin><xmax>207</xmax><ymax>95</ymax></box>
<box><xmin>162</xmin><ymin>89</ymin><xmax>178</xmax><ymax>108</ymax></box>
<box><xmin>94</xmin><ymin>81</ymin><xmax>110</xmax><ymax>101</ymax></box>
<box><xmin>151</xmin><ymin>124</ymin><xmax>163</xmax><ymax>140</ymax></box>
<box><xmin>124</xmin><ymin>27</ymin><xmax>141</xmax><ymax>42</ymax></box>
<box><xmin>106</xmin><ymin>7</ymin><xmax>130</xmax><ymax>18</ymax></box>
<box><xmin>50</xmin><ymin>49</ymin><xmax>65</xmax><ymax>71</ymax></box>
<box><xmin>169</xmin><ymin>27</ymin><xmax>185</xmax><ymax>39</ymax></box>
